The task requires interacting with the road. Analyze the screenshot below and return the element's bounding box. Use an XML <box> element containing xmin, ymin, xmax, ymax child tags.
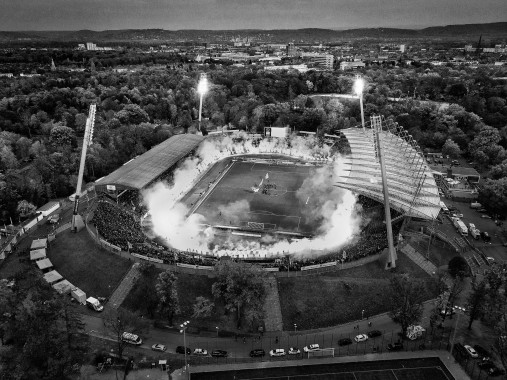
<box><xmin>82</xmin><ymin>298</ymin><xmax>454</xmax><ymax>361</ymax></box>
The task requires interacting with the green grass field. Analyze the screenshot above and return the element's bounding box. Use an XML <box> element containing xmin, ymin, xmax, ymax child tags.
<box><xmin>48</xmin><ymin>229</ymin><xmax>132</xmax><ymax>298</ymax></box>
<box><xmin>194</xmin><ymin>161</ymin><xmax>316</xmax><ymax>233</ymax></box>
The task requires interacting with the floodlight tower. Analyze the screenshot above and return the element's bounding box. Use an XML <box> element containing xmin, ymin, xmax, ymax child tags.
<box><xmin>197</xmin><ymin>73</ymin><xmax>208</xmax><ymax>132</ymax></box>
<box><xmin>71</xmin><ymin>104</ymin><xmax>96</xmax><ymax>232</ymax></box>
<box><xmin>371</xmin><ymin>115</ymin><xmax>397</xmax><ymax>269</ymax></box>
<box><xmin>354</xmin><ymin>76</ymin><xmax>365</xmax><ymax>131</ymax></box>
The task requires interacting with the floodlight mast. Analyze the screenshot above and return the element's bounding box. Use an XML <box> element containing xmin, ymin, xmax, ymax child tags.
<box><xmin>354</xmin><ymin>76</ymin><xmax>365</xmax><ymax>131</ymax></box>
<box><xmin>371</xmin><ymin>115</ymin><xmax>397</xmax><ymax>269</ymax></box>
<box><xmin>197</xmin><ymin>73</ymin><xmax>208</xmax><ymax>132</ymax></box>
<box><xmin>71</xmin><ymin>104</ymin><xmax>96</xmax><ymax>232</ymax></box>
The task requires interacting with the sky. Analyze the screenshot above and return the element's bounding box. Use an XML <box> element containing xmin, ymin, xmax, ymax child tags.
<box><xmin>0</xmin><ymin>0</ymin><xmax>506</xmax><ymax>31</ymax></box>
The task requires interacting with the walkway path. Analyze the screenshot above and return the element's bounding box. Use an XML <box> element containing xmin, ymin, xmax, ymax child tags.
<box><xmin>400</xmin><ymin>243</ymin><xmax>437</xmax><ymax>275</ymax></box>
<box><xmin>107</xmin><ymin>262</ymin><xmax>140</xmax><ymax>309</ymax></box>
<box><xmin>262</xmin><ymin>276</ymin><xmax>283</xmax><ymax>332</ymax></box>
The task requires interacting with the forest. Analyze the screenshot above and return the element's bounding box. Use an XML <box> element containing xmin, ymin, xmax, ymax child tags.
<box><xmin>0</xmin><ymin>52</ymin><xmax>507</xmax><ymax>223</ymax></box>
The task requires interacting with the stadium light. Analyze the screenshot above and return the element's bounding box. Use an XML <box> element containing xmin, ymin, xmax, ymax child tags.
<box><xmin>198</xmin><ymin>73</ymin><xmax>208</xmax><ymax>132</ymax></box>
<box><xmin>354</xmin><ymin>76</ymin><xmax>365</xmax><ymax>130</ymax></box>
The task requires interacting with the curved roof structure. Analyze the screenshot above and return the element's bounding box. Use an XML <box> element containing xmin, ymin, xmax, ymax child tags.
<box><xmin>335</xmin><ymin>119</ymin><xmax>441</xmax><ymax>220</ymax></box>
<box><xmin>95</xmin><ymin>134</ymin><xmax>204</xmax><ymax>190</ymax></box>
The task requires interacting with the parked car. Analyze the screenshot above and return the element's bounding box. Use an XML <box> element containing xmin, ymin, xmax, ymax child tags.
<box><xmin>151</xmin><ymin>344</ymin><xmax>166</xmax><ymax>352</ymax></box>
<box><xmin>387</xmin><ymin>342</ymin><xmax>404</xmax><ymax>351</ymax></box>
<box><xmin>303</xmin><ymin>344</ymin><xmax>320</xmax><ymax>352</ymax></box>
<box><xmin>288</xmin><ymin>347</ymin><xmax>301</xmax><ymax>355</ymax></box>
<box><xmin>481</xmin><ymin>231</ymin><xmax>491</xmax><ymax>242</ymax></box>
<box><xmin>473</xmin><ymin>345</ymin><xmax>491</xmax><ymax>359</ymax></box>
<box><xmin>477</xmin><ymin>208</ymin><xmax>487</xmax><ymax>213</ymax></box>
<box><xmin>211</xmin><ymin>350</ymin><xmax>228</xmax><ymax>358</ymax></box>
<box><xmin>478</xmin><ymin>359</ymin><xmax>495</xmax><ymax>369</ymax></box>
<box><xmin>338</xmin><ymin>338</ymin><xmax>353</xmax><ymax>346</ymax></box>
<box><xmin>489</xmin><ymin>367</ymin><xmax>505</xmax><ymax>376</ymax></box>
<box><xmin>354</xmin><ymin>334</ymin><xmax>369</xmax><ymax>343</ymax></box>
<box><xmin>367</xmin><ymin>330</ymin><xmax>382</xmax><ymax>338</ymax></box>
<box><xmin>481</xmin><ymin>215</ymin><xmax>492</xmax><ymax>219</ymax></box>
<box><xmin>176</xmin><ymin>346</ymin><xmax>191</xmax><ymax>355</ymax></box>
<box><xmin>249</xmin><ymin>349</ymin><xmax>265</xmax><ymax>357</ymax></box>
<box><xmin>193</xmin><ymin>348</ymin><xmax>208</xmax><ymax>356</ymax></box>
<box><xmin>464</xmin><ymin>345</ymin><xmax>478</xmax><ymax>358</ymax></box>
<box><xmin>269</xmin><ymin>348</ymin><xmax>286</xmax><ymax>357</ymax></box>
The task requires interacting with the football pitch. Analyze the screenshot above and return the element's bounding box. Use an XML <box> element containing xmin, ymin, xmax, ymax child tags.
<box><xmin>193</xmin><ymin>160</ymin><xmax>316</xmax><ymax>234</ymax></box>
<box><xmin>190</xmin><ymin>357</ymin><xmax>455</xmax><ymax>380</ymax></box>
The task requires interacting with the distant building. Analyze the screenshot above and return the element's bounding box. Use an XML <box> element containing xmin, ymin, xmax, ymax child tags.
<box><xmin>0</xmin><ymin>73</ymin><xmax>14</xmax><ymax>78</ymax></box>
<box><xmin>286</xmin><ymin>43</ymin><xmax>298</xmax><ymax>57</ymax></box>
<box><xmin>399</xmin><ymin>44</ymin><xmax>406</xmax><ymax>53</ymax></box>
<box><xmin>301</xmin><ymin>53</ymin><xmax>334</xmax><ymax>69</ymax></box>
<box><xmin>77</xmin><ymin>44</ymin><xmax>86</xmax><ymax>50</ymax></box>
<box><xmin>340</xmin><ymin>61</ymin><xmax>365</xmax><ymax>70</ymax></box>
<box><xmin>86</xmin><ymin>42</ymin><xmax>97</xmax><ymax>51</ymax></box>
<box><xmin>464</xmin><ymin>44</ymin><xmax>474</xmax><ymax>52</ymax></box>
<box><xmin>264</xmin><ymin>64</ymin><xmax>308</xmax><ymax>73</ymax></box>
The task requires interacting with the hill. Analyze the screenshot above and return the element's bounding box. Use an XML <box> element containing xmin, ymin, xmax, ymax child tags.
<box><xmin>0</xmin><ymin>22</ymin><xmax>506</xmax><ymax>43</ymax></box>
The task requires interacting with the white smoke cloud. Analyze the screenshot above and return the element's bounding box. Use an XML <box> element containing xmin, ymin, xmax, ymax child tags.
<box><xmin>142</xmin><ymin>132</ymin><xmax>362</xmax><ymax>258</ymax></box>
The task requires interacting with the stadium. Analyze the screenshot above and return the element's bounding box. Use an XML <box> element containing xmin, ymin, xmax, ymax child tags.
<box><xmin>92</xmin><ymin>117</ymin><xmax>441</xmax><ymax>269</ymax></box>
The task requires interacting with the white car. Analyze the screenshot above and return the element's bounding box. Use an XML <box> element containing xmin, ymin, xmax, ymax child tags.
<box><xmin>269</xmin><ymin>348</ymin><xmax>286</xmax><ymax>357</ymax></box>
<box><xmin>481</xmin><ymin>215</ymin><xmax>492</xmax><ymax>219</ymax></box>
<box><xmin>464</xmin><ymin>345</ymin><xmax>478</xmax><ymax>358</ymax></box>
<box><xmin>151</xmin><ymin>344</ymin><xmax>166</xmax><ymax>352</ymax></box>
<box><xmin>193</xmin><ymin>348</ymin><xmax>208</xmax><ymax>356</ymax></box>
<box><xmin>303</xmin><ymin>344</ymin><xmax>320</xmax><ymax>352</ymax></box>
<box><xmin>288</xmin><ymin>347</ymin><xmax>301</xmax><ymax>355</ymax></box>
<box><xmin>354</xmin><ymin>334</ymin><xmax>369</xmax><ymax>343</ymax></box>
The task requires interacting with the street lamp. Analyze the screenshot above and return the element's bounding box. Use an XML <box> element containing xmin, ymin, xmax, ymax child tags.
<box><xmin>294</xmin><ymin>323</ymin><xmax>297</xmax><ymax>333</ymax></box>
<box><xmin>354</xmin><ymin>76</ymin><xmax>365</xmax><ymax>130</ymax></box>
<box><xmin>450</xmin><ymin>306</ymin><xmax>466</xmax><ymax>356</ymax></box>
<box><xmin>361</xmin><ymin>309</ymin><xmax>365</xmax><ymax>320</ymax></box>
<box><xmin>216</xmin><ymin>326</ymin><xmax>219</xmax><ymax>338</ymax></box>
<box><xmin>197</xmin><ymin>73</ymin><xmax>208</xmax><ymax>132</ymax></box>
<box><xmin>180</xmin><ymin>320</ymin><xmax>190</xmax><ymax>379</ymax></box>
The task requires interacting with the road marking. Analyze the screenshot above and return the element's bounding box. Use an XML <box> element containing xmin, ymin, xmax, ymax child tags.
<box><xmin>392</xmin><ymin>369</ymin><xmax>400</xmax><ymax>380</ymax></box>
<box><xmin>306</xmin><ymin>196</ymin><xmax>310</xmax><ymax>205</ymax></box>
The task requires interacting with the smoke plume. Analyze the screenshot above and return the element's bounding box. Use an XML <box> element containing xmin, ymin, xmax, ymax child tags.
<box><xmin>142</xmin><ymin>132</ymin><xmax>361</xmax><ymax>258</ymax></box>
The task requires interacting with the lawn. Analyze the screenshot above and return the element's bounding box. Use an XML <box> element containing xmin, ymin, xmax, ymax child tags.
<box><xmin>48</xmin><ymin>229</ymin><xmax>132</xmax><ymax>298</ymax></box>
<box><xmin>278</xmin><ymin>252</ymin><xmax>435</xmax><ymax>330</ymax></box>
<box><xmin>193</xmin><ymin>161</ymin><xmax>316</xmax><ymax>233</ymax></box>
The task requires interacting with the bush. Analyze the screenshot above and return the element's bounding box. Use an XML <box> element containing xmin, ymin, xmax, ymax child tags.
<box><xmin>448</xmin><ymin>256</ymin><xmax>469</xmax><ymax>278</ymax></box>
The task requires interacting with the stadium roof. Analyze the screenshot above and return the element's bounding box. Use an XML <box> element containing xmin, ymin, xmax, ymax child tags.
<box><xmin>95</xmin><ymin>134</ymin><xmax>205</xmax><ymax>190</ymax></box>
<box><xmin>336</xmin><ymin>120</ymin><xmax>441</xmax><ymax>220</ymax></box>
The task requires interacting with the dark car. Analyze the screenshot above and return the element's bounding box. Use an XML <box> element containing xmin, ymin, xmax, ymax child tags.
<box><xmin>176</xmin><ymin>346</ymin><xmax>191</xmax><ymax>355</ymax></box>
<box><xmin>473</xmin><ymin>344</ymin><xmax>491</xmax><ymax>359</ymax></box>
<box><xmin>367</xmin><ymin>330</ymin><xmax>382</xmax><ymax>338</ymax></box>
<box><xmin>478</xmin><ymin>360</ymin><xmax>495</xmax><ymax>370</ymax></box>
<box><xmin>481</xmin><ymin>231</ymin><xmax>491</xmax><ymax>242</ymax></box>
<box><xmin>211</xmin><ymin>350</ymin><xmax>228</xmax><ymax>358</ymax></box>
<box><xmin>489</xmin><ymin>367</ymin><xmax>505</xmax><ymax>377</ymax></box>
<box><xmin>387</xmin><ymin>342</ymin><xmax>403</xmax><ymax>351</ymax></box>
<box><xmin>249</xmin><ymin>349</ymin><xmax>266</xmax><ymax>357</ymax></box>
<box><xmin>338</xmin><ymin>338</ymin><xmax>353</xmax><ymax>346</ymax></box>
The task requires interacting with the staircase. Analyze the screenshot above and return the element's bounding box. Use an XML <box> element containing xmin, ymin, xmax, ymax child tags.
<box><xmin>262</xmin><ymin>276</ymin><xmax>283</xmax><ymax>332</ymax></box>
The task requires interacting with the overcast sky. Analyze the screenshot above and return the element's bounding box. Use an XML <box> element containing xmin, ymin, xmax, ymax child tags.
<box><xmin>1</xmin><ymin>0</ymin><xmax>506</xmax><ymax>31</ymax></box>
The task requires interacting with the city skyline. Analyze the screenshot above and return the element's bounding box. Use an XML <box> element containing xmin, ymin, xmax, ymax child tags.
<box><xmin>0</xmin><ymin>0</ymin><xmax>506</xmax><ymax>31</ymax></box>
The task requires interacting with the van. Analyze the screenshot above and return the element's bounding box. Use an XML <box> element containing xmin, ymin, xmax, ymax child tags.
<box><xmin>86</xmin><ymin>297</ymin><xmax>104</xmax><ymax>312</ymax></box>
<box><xmin>122</xmin><ymin>332</ymin><xmax>142</xmax><ymax>345</ymax></box>
<box><xmin>470</xmin><ymin>202</ymin><xmax>482</xmax><ymax>209</ymax></box>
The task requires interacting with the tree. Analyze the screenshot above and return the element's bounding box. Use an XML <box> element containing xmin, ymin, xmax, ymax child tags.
<box><xmin>212</xmin><ymin>260</ymin><xmax>265</xmax><ymax>329</ymax></box>
<box><xmin>49</xmin><ymin>125</ymin><xmax>76</xmax><ymax>148</ymax></box>
<box><xmin>16</xmin><ymin>200</ymin><xmax>36</xmax><ymax>219</ymax></box>
<box><xmin>466</xmin><ymin>278</ymin><xmax>487</xmax><ymax>330</ymax></box>
<box><xmin>441</xmin><ymin>138</ymin><xmax>461</xmax><ymax>158</ymax></box>
<box><xmin>103</xmin><ymin>307</ymin><xmax>146</xmax><ymax>360</ymax></box>
<box><xmin>155</xmin><ymin>270</ymin><xmax>180</xmax><ymax>326</ymax></box>
<box><xmin>114</xmin><ymin>104</ymin><xmax>150</xmax><ymax>125</ymax></box>
<box><xmin>387</xmin><ymin>275</ymin><xmax>425</xmax><ymax>337</ymax></box>
<box><xmin>447</xmin><ymin>256</ymin><xmax>469</xmax><ymax>278</ymax></box>
<box><xmin>479</xmin><ymin>178</ymin><xmax>507</xmax><ymax>216</ymax></box>
<box><xmin>192</xmin><ymin>296</ymin><xmax>215</xmax><ymax>319</ymax></box>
